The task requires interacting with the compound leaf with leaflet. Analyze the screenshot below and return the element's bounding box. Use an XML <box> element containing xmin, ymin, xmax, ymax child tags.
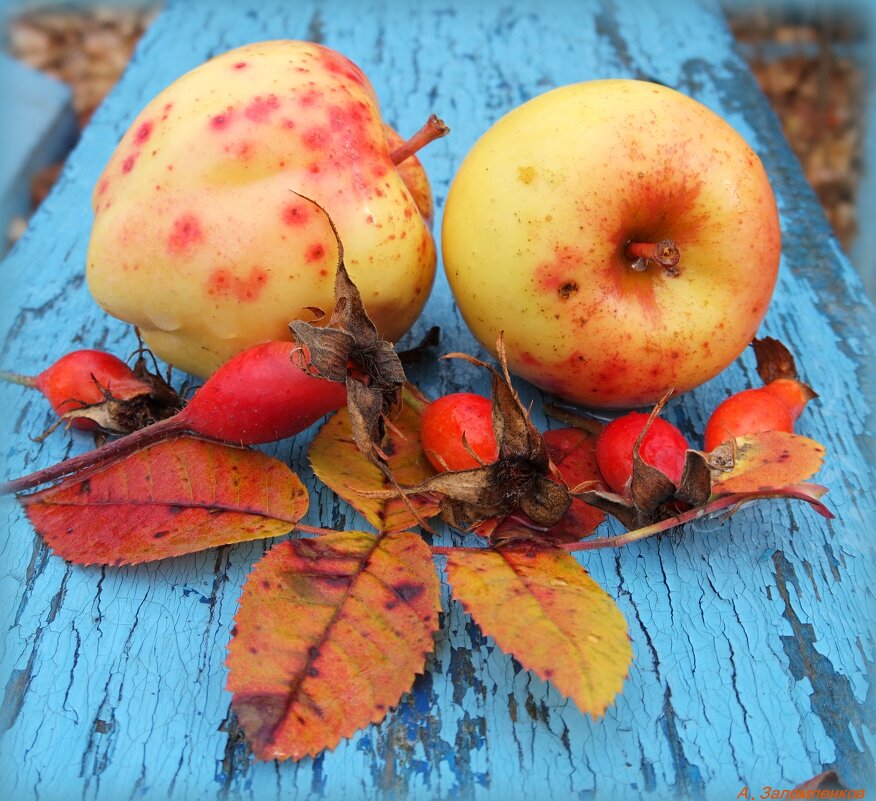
<box><xmin>446</xmin><ymin>546</ymin><xmax>631</xmax><ymax>717</ymax></box>
<box><xmin>227</xmin><ymin>529</ymin><xmax>441</xmax><ymax>760</ymax></box>
<box><xmin>20</xmin><ymin>436</ymin><xmax>308</xmax><ymax>566</ymax></box>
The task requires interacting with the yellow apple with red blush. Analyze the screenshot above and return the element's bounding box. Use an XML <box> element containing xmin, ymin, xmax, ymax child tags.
<box><xmin>442</xmin><ymin>79</ymin><xmax>781</xmax><ymax>409</ymax></box>
<box><xmin>87</xmin><ymin>40</ymin><xmax>445</xmax><ymax>378</ymax></box>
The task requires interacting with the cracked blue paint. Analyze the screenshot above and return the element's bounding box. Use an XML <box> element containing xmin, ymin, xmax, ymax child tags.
<box><xmin>1</xmin><ymin>0</ymin><xmax>875</xmax><ymax>799</ymax></box>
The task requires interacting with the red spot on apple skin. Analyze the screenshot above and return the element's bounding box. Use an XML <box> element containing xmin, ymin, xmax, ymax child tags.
<box><xmin>225</xmin><ymin>141</ymin><xmax>254</xmax><ymax>160</ymax></box>
<box><xmin>168</xmin><ymin>214</ymin><xmax>204</xmax><ymax>254</ymax></box>
<box><xmin>281</xmin><ymin>204</ymin><xmax>309</xmax><ymax>226</ymax></box>
<box><xmin>244</xmin><ymin>94</ymin><xmax>280</xmax><ymax>123</ymax></box>
<box><xmin>233</xmin><ymin>61</ymin><xmax>248</xmax><ymax>70</ymax></box>
<box><xmin>134</xmin><ymin>120</ymin><xmax>154</xmax><ymax>145</ymax></box>
<box><xmin>305</xmin><ymin>243</ymin><xmax>326</xmax><ymax>262</ymax></box>
<box><xmin>298</xmin><ymin>88</ymin><xmax>321</xmax><ymax>107</ymax></box>
<box><xmin>210</xmin><ymin>109</ymin><xmax>235</xmax><ymax>131</ymax></box>
<box><xmin>122</xmin><ymin>154</ymin><xmax>138</xmax><ymax>173</ymax></box>
<box><xmin>536</xmin><ymin>245</ymin><xmax>584</xmax><ymax>294</ymax></box>
<box><xmin>302</xmin><ymin>127</ymin><xmax>330</xmax><ymax>150</ymax></box>
<box><xmin>206</xmin><ymin>266</ymin><xmax>269</xmax><ymax>302</ymax></box>
<box><xmin>97</xmin><ymin>178</ymin><xmax>109</xmax><ymax>195</ymax></box>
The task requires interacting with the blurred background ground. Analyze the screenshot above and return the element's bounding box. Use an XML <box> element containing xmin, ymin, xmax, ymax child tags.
<box><xmin>1</xmin><ymin>2</ymin><xmax>871</xmax><ymax>293</ymax></box>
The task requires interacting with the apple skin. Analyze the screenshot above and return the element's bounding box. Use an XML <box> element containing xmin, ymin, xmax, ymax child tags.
<box><xmin>87</xmin><ymin>41</ymin><xmax>436</xmax><ymax>378</ymax></box>
<box><xmin>442</xmin><ymin>79</ymin><xmax>781</xmax><ymax>409</ymax></box>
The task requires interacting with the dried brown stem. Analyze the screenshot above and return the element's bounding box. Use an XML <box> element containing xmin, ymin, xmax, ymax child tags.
<box><xmin>2</xmin><ymin>417</ymin><xmax>202</xmax><ymax>494</ymax></box>
<box><xmin>0</xmin><ymin>369</ymin><xmax>37</xmax><ymax>388</ymax></box>
<box><xmin>625</xmin><ymin>239</ymin><xmax>680</xmax><ymax>269</ymax></box>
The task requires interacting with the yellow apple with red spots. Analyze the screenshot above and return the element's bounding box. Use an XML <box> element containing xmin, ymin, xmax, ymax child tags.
<box><xmin>87</xmin><ymin>40</ymin><xmax>444</xmax><ymax>377</ymax></box>
<box><xmin>442</xmin><ymin>79</ymin><xmax>781</xmax><ymax>409</ymax></box>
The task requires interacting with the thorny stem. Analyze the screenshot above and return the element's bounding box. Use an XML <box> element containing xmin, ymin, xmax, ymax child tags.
<box><xmin>389</xmin><ymin>114</ymin><xmax>450</xmax><ymax>165</ymax></box>
<box><xmin>0</xmin><ymin>369</ymin><xmax>36</xmax><ymax>388</ymax></box>
<box><xmin>428</xmin><ymin>493</ymin><xmax>799</xmax><ymax>557</ymax></box>
<box><xmin>624</xmin><ymin>239</ymin><xmax>681</xmax><ymax>272</ymax></box>
<box><xmin>560</xmin><ymin>497</ymin><xmax>740</xmax><ymax>551</ymax></box>
<box><xmin>1</xmin><ymin>418</ymin><xmax>211</xmax><ymax>494</ymax></box>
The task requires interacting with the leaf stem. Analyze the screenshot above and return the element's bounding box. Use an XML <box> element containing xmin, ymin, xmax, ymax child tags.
<box><xmin>294</xmin><ymin>523</ymin><xmax>341</xmax><ymax>538</ymax></box>
<box><xmin>431</xmin><ymin>545</ymin><xmax>481</xmax><ymax>556</ymax></box>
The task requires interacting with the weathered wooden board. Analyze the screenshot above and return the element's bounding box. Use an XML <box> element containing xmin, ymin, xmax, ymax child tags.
<box><xmin>1</xmin><ymin>1</ymin><xmax>873</xmax><ymax>799</ymax></box>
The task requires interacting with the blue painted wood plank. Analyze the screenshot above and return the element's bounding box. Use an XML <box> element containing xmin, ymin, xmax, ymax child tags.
<box><xmin>0</xmin><ymin>54</ymin><xmax>79</xmax><ymax>258</ymax></box>
<box><xmin>0</xmin><ymin>0</ymin><xmax>874</xmax><ymax>799</ymax></box>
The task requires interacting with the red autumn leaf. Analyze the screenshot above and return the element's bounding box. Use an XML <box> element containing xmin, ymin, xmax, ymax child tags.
<box><xmin>19</xmin><ymin>436</ymin><xmax>308</xmax><ymax>565</ymax></box>
<box><xmin>479</xmin><ymin>427</ymin><xmax>605</xmax><ymax>545</ymax></box>
<box><xmin>445</xmin><ymin>546</ymin><xmax>631</xmax><ymax>717</ymax></box>
<box><xmin>793</xmin><ymin>771</ymin><xmax>846</xmax><ymax>792</ymax></box>
<box><xmin>711</xmin><ymin>430</ymin><xmax>826</xmax><ymax>495</ymax></box>
<box><xmin>309</xmin><ymin>385</ymin><xmax>440</xmax><ymax>532</ymax></box>
<box><xmin>227</xmin><ymin>529</ymin><xmax>441</xmax><ymax>760</ymax></box>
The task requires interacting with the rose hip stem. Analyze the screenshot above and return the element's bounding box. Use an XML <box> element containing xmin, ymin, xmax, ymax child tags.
<box><xmin>389</xmin><ymin>114</ymin><xmax>450</xmax><ymax>165</ymax></box>
<box><xmin>0</xmin><ymin>369</ymin><xmax>37</xmax><ymax>387</ymax></box>
<box><xmin>624</xmin><ymin>239</ymin><xmax>680</xmax><ymax>268</ymax></box>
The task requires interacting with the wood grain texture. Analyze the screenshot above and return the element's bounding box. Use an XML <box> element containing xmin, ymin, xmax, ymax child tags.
<box><xmin>1</xmin><ymin>0</ymin><xmax>874</xmax><ymax>799</ymax></box>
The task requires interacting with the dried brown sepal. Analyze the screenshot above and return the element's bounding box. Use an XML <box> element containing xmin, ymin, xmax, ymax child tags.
<box><xmin>287</xmin><ymin>194</ymin><xmax>406</xmax><ymax>466</ymax></box>
<box><xmin>752</xmin><ymin>336</ymin><xmax>801</xmax><ymax>383</ymax></box>
<box><xmin>674</xmin><ymin>450</ymin><xmax>714</xmax><ymax>508</ymax></box>
<box><xmin>130</xmin><ymin>337</ymin><xmax>186</xmax><ymax>417</ymax></box>
<box><xmin>59</xmin><ymin>362</ymin><xmax>183</xmax><ymax>437</ymax></box>
<box><xmin>361</xmin><ymin>334</ymin><xmax>571</xmax><ymax>534</ymax></box>
<box><xmin>574</xmin><ymin>390</ymin><xmax>699</xmax><ymax>530</ymax></box>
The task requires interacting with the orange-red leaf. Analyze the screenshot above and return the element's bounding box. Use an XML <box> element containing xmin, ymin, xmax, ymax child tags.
<box><xmin>446</xmin><ymin>546</ymin><xmax>631</xmax><ymax>717</ymax></box>
<box><xmin>20</xmin><ymin>437</ymin><xmax>308</xmax><ymax>565</ymax></box>
<box><xmin>309</xmin><ymin>385</ymin><xmax>439</xmax><ymax>532</ymax></box>
<box><xmin>227</xmin><ymin>529</ymin><xmax>440</xmax><ymax>760</ymax></box>
<box><xmin>478</xmin><ymin>427</ymin><xmax>605</xmax><ymax>544</ymax></box>
<box><xmin>712</xmin><ymin>430</ymin><xmax>826</xmax><ymax>495</ymax></box>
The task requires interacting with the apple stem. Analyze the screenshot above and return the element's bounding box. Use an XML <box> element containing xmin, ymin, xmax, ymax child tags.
<box><xmin>390</xmin><ymin>114</ymin><xmax>450</xmax><ymax>165</ymax></box>
<box><xmin>625</xmin><ymin>239</ymin><xmax>681</xmax><ymax>273</ymax></box>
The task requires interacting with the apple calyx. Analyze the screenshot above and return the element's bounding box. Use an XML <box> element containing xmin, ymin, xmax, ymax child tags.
<box><xmin>288</xmin><ymin>196</ymin><xmax>406</xmax><ymax>467</ymax></box>
<box><xmin>624</xmin><ymin>239</ymin><xmax>681</xmax><ymax>276</ymax></box>
<box><xmin>389</xmin><ymin>114</ymin><xmax>450</xmax><ymax>165</ymax></box>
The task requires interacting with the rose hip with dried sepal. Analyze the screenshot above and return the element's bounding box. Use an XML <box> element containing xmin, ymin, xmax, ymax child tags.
<box><xmin>703</xmin><ymin>388</ymin><xmax>793</xmax><ymax>452</ymax></box>
<box><xmin>703</xmin><ymin>336</ymin><xmax>817</xmax><ymax>452</ymax></box>
<box><xmin>0</xmin><ymin>348</ymin><xmax>181</xmax><ymax>435</ymax></box>
<box><xmin>595</xmin><ymin>412</ymin><xmax>690</xmax><ymax>495</ymax></box>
